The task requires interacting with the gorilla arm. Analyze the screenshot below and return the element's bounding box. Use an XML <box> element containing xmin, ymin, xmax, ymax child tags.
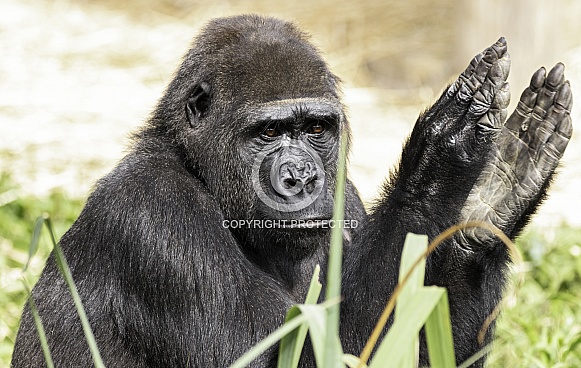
<box><xmin>341</xmin><ymin>38</ymin><xmax>572</xmax><ymax>366</ymax></box>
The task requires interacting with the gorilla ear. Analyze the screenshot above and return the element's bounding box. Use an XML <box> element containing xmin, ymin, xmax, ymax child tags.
<box><xmin>186</xmin><ymin>82</ymin><xmax>211</xmax><ymax>125</ymax></box>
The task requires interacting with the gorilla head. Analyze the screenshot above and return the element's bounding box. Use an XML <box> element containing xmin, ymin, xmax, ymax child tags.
<box><xmin>144</xmin><ymin>15</ymin><xmax>349</xmax><ymax>250</ymax></box>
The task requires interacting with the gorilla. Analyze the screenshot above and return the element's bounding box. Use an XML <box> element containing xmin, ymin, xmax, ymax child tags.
<box><xmin>12</xmin><ymin>15</ymin><xmax>572</xmax><ymax>367</ymax></box>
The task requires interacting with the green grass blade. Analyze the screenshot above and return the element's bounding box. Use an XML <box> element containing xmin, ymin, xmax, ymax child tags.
<box><xmin>278</xmin><ymin>306</ymin><xmax>309</xmax><ymax>368</ymax></box>
<box><xmin>370</xmin><ymin>288</ymin><xmax>445</xmax><ymax>368</ymax></box>
<box><xmin>396</xmin><ymin>233</ymin><xmax>428</xmax><ymax>301</ymax></box>
<box><xmin>424</xmin><ymin>290</ymin><xmax>456</xmax><ymax>368</ymax></box>
<box><xmin>234</xmin><ymin>299</ymin><xmax>339</xmax><ymax>368</ymax></box>
<box><xmin>24</xmin><ymin>215</ymin><xmax>45</xmax><ymax>271</ymax></box>
<box><xmin>304</xmin><ymin>265</ymin><xmax>322</xmax><ymax>305</ymax></box>
<box><xmin>297</xmin><ymin>304</ymin><xmax>328</xmax><ymax>367</ymax></box>
<box><xmin>22</xmin><ymin>282</ymin><xmax>54</xmax><ymax>368</ymax></box>
<box><xmin>324</xmin><ymin>130</ymin><xmax>349</xmax><ymax>368</ymax></box>
<box><xmin>395</xmin><ymin>233</ymin><xmax>428</xmax><ymax>367</ymax></box>
<box><xmin>278</xmin><ymin>265</ymin><xmax>322</xmax><ymax>368</ymax></box>
<box><xmin>43</xmin><ymin>217</ymin><xmax>105</xmax><ymax>368</ymax></box>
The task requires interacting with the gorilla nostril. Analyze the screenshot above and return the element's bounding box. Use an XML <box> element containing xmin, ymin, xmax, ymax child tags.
<box><xmin>283</xmin><ymin>178</ymin><xmax>299</xmax><ymax>189</ymax></box>
<box><xmin>304</xmin><ymin>180</ymin><xmax>316</xmax><ymax>194</ymax></box>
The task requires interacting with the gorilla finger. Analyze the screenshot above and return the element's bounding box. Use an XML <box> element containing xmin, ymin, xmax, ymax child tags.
<box><xmin>536</xmin><ymin>127</ymin><xmax>570</xmax><ymax>176</ymax></box>
<box><xmin>529</xmin><ymin>66</ymin><xmax>547</xmax><ymax>92</ymax></box>
<box><xmin>555</xmin><ymin>81</ymin><xmax>573</xmax><ymax>113</ymax></box>
<box><xmin>476</xmin><ymin>62</ymin><xmax>510</xmax><ymax>121</ymax></box>
<box><xmin>491</xmin><ymin>82</ymin><xmax>510</xmax><ymax>110</ymax></box>
<box><xmin>546</xmin><ymin>62</ymin><xmax>566</xmax><ymax>91</ymax></box>
<box><xmin>529</xmin><ymin>125</ymin><xmax>553</xmax><ymax>153</ymax></box>
<box><xmin>455</xmin><ymin>75</ymin><xmax>481</xmax><ymax>104</ymax></box>
<box><xmin>528</xmin><ymin>80</ymin><xmax>571</xmax><ymax>149</ymax></box>
<box><xmin>504</xmin><ymin>68</ymin><xmax>545</xmax><ymax>134</ymax></box>
<box><xmin>447</xmin><ymin>39</ymin><xmax>507</xmax><ymax>104</ymax></box>
<box><xmin>533</xmin><ymin>83</ymin><xmax>573</xmax><ymax>144</ymax></box>
<box><xmin>470</xmin><ymin>48</ymin><xmax>496</xmax><ymax>86</ymax></box>
<box><xmin>473</xmin><ymin>37</ymin><xmax>508</xmax><ymax>84</ymax></box>
<box><xmin>485</xmin><ymin>53</ymin><xmax>511</xmax><ymax>88</ymax></box>
<box><xmin>504</xmin><ymin>103</ymin><xmax>530</xmax><ymax>135</ymax></box>
<box><xmin>525</xmin><ymin>119</ymin><xmax>552</xmax><ymax>153</ymax></box>
<box><xmin>467</xmin><ymin>83</ymin><xmax>494</xmax><ymax>118</ymax></box>
<box><xmin>531</xmin><ymin>108</ymin><xmax>573</xmax><ymax>158</ymax></box>
<box><xmin>543</xmin><ymin>123</ymin><xmax>571</xmax><ymax>161</ymax></box>
<box><xmin>461</xmin><ymin>53</ymin><xmax>484</xmax><ymax>80</ymax></box>
<box><xmin>555</xmin><ymin>113</ymin><xmax>573</xmax><ymax>142</ymax></box>
<box><xmin>447</xmin><ymin>56</ymin><xmax>483</xmax><ymax>100</ymax></box>
<box><xmin>476</xmin><ymin>83</ymin><xmax>510</xmax><ymax>139</ymax></box>
<box><xmin>535</xmin><ymin>63</ymin><xmax>565</xmax><ymax>112</ymax></box>
<box><xmin>519</xmin><ymin>68</ymin><xmax>546</xmax><ymax>108</ymax></box>
<box><xmin>521</xmin><ymin>106</ymin><xmax>556</xmax><ymax>146</ymax></box>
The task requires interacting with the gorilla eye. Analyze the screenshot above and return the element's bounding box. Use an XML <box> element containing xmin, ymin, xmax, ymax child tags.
<box><xmin>307</xmin><ymin>122</ymin><xmax>325</xmax><ymax>135</ymax></box>
<box><xmin>263</xmin><ymin>125</ymin><xmax>280</xmax><ymax>138</ymax></box>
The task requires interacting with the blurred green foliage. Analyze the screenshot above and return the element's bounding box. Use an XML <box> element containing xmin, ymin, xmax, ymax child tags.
<box><xmin>489</xmin><ymin>227</ymin><xmax>581</xmax><ymax>367</ymax></box>
<box><xmin>0</xmin><ymin>174</ymin><xmax>84</xmax><ymax>363</ymax></box>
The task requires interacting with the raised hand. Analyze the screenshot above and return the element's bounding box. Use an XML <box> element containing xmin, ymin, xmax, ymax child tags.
<box><xmin>398</xmin><ymin>38</ymin><xmax>510</xmax><ymax>208</ymax></box>
<box><xmin>460</xmin><ymin>63</ymin><xmax>573</xmax><ymax>247</ymax></box>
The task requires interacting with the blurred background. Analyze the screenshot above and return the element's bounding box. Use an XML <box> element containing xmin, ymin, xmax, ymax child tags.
<box><xmin>1</xmin><ymin>0</ymin><xmax>580</xmax><ymax>366</ymax></box>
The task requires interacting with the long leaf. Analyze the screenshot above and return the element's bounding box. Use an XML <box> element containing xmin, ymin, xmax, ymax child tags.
<box><xmin>324</xmin><ymin>130</ymin><xmax>349</xmax><ymax>367</ymax></box>
<box><xmin>23</xmin><ymin>282</ymin><xmax>54</xmax><ymax>368</ymax></box>
<box><xmin>233</xmin><ymin>299</ymin><xmax>339</xmax><ymax>368</ymax></box>
<box><xmin>24</xmin><ymin>215</ymin><xmax>45</xmax><ymax>272</ymax></box>
<box><xmin>297</xmin><ymin>304</ymin><xmax>328</xmax><ymax>367</ymax></box>
<box><xmin>43</xmin><ymin>217</ymin><xmax>105</xmax><ymax>368</ymax></box>
<box><xmin>304</xmin><ymin>265</ymin><xmax>323</xmax><ymax>305</ymax></box>
<box><xmin>369</xmin><ymin>288</ymin><xmax>445</xmax><ymax>367</ymax></box>
<box><xmin>424</xmin><ymin>290</ymin><xmax>456</xmax><ymax>368</ymax></box>
<box><xmin>395</xmin><ymin>233</ymin><xmax>428</xmax><ymax>367</ymax></box>
<box><xmin>278</xmin><ymin>265</ymin><xmax>322</xmax><ymax>368</ymax></box>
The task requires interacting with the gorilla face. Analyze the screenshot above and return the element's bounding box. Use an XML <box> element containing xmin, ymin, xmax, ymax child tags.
<box><xmin>244</xmin><ymin>98</ymin><xmax>342</xmax><ymax>224</ymax></box>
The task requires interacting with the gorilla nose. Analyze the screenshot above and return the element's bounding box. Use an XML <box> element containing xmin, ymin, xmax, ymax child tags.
<box><xmin>274</xmin><ymin>160</ymin><xmax>317</xmax><ymax>197</ymax></box>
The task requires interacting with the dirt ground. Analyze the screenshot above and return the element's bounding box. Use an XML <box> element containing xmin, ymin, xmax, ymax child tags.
<box><xmin>1</xmin><ymin>0</ymin><xmax>580</xmax><ymax>228</ymax></box>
